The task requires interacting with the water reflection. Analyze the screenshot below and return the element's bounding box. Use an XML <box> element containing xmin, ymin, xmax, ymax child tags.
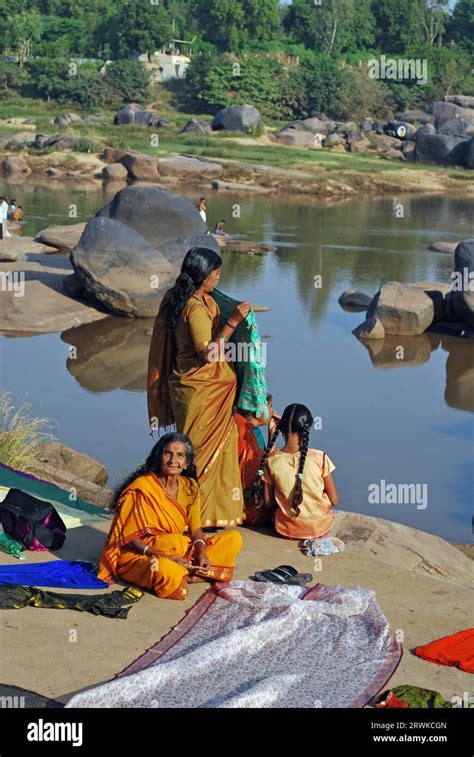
<box><xmin>356</xmin><ymin>332</ymin><xmax>474</xmax><ymax>412</ymax></box>
<box><xmin>61</xmin><ymin>317</ymin><xmax>153</xmax><ymax>392</ymax></box>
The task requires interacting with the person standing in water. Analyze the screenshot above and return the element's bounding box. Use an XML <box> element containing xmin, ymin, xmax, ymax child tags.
<box><xmin>198</xmin><ymin>197</ymin><xmax>207</xmax><ymax>224</ymax></box>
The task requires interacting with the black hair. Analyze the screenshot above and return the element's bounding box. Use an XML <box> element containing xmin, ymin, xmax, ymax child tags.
<box><xmin>252</xmin><ymin>403</ymin><xmax>313</xmax><ymax>517</ymax></box>
<box><xmin>165</xmin><ymin>246</ymin><xmax>222</xmax><ymax>331</ymax></box>
<box><xmin>109</xmin><ymin>433</ymin><xmax>198</xmax><ymax>511</ymax></box>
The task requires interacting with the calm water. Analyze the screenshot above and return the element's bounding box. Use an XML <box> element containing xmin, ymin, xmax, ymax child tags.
<box><xmin>1</xmin><ymin>180</ymin><xmax>473</xmax><ymax>543</ymax></box>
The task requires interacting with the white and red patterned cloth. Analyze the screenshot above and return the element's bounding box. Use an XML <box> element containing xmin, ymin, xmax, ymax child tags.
<box><xmin>66</xmin><ymin>581</ymin><xmax>402</xmax><ymax>708</ymax></box>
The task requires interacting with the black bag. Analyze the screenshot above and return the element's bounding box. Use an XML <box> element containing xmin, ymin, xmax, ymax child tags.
<box><xmin>0</xmin><ymin>488</ymin><xmax>66</xmax><ymax>550</ymax></box>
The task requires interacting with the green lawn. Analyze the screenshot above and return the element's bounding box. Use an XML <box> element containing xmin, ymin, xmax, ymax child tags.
<box><xmin>0</xmin><ymin>96</ymin><xmax>468</xmax><ymax>180</ymax></box>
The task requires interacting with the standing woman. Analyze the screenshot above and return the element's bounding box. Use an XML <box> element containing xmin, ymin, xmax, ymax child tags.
<box><xmin>147</xmin><ymin>247</ymin><xmax>250</xmax><ymax>527</ymax></box>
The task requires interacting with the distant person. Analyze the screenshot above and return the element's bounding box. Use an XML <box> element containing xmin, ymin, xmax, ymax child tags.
<box><xmin>198</xmin><ymin>197</ymin><xmax>207</xmax><ymax>224</ymax></box>
<box><xmin>213</xmin><ymin>219</ymin><xmax>227</xmax><ymax>236</ymax></box>
<box><xmin>0</xmin><ymin>197</ymin><xmax>8</xmax><ymax>240</ymax></box>
<box><xmin>11</xmin><ymin>206</ymin><xmax>24</xmax><ymax>222</ymax></box>
<box><xmin>251</xmin><ymin>403</ymin><xmax>339</xmax><ymax>540</ymax></box>
<box><xmin>7</xmin><ymin>199</ymin><xmax>16</xmax><ymax>220</ymax></box>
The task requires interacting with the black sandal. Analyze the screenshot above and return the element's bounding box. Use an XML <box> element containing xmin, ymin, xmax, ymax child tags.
<box><xmin>253</xmin><ymin>565</ymin><xmax>313</xmax><ymax>586</ymax></box>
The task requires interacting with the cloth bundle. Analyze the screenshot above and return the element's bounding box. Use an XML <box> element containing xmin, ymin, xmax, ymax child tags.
<box><xmin>212</xmin><ymin>289</ymin><xmax>268</xmax><ymax>419</ymax></box>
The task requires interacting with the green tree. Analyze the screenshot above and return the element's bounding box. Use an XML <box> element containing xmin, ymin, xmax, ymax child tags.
<box><xmin>447</xmin><ymin>0</ymin><xmax>474</xmax><ymax>55</ymax></box>
<box><xmin>285</xmin><ymin>0</ymin><xmax>374</xmax><ymax>55</ymax></box>
<box><xmin>116</xmin><ymin>0</ymin><xmax>172</xmax><ymax>57</ymax></box>
<box><xmin>104</xmin><ymin>59</ymin><xmax>150</xmax><ymax>102</ymax></box>
<box><xmin>413</xmin><ymin>0</ymin><xmax>449</xmax><ymax>45</ymax></box>
<box><xmin>0</xmin><ymin>60</ymin><xmax>26</xmax><ymax>95</ymax></box>
<box><xmin>192</xmin><ymin>0</ymin><xmax>281</xmax><ymax>52</ymax></box>
<box><xmin>4</xmin><ymin>11</ymin><xmax>44</xmax><ymax>67</ymax></box>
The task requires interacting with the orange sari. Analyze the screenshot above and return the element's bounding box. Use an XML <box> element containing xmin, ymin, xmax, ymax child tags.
<box><xmin>98</xmin><ymin>472</ymin><xmax>243</xmax><ymax>600</ymax></box>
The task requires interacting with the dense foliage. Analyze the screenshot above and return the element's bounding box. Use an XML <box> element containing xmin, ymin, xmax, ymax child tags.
<box><xmin>0</xmin><ymin>0</ymin><xmax>472</xmax><ymax>118</ymax></box>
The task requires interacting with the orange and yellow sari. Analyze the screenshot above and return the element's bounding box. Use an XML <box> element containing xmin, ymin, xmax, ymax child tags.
<box><xmin>147</xmin><ymin>290</ymin><xmax>243</xmax><ymax>527</ymax></box>
<box><xmin>98</xmin><ymin>472</ymin><xmax>243</xmax><ymax>600</ymax></box>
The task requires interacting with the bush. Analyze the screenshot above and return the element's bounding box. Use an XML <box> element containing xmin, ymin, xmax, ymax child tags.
<box><xmin>0</xmin><ymin>60</ymin><xmax>25</xmax><ymax>96</ymax></box>
<box><xmin>104</xmin><ymin>59</ymin><xmax>150</xmax><ymax>103</ymax></box>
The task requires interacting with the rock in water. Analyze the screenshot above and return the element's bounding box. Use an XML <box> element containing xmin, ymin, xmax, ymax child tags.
<box><xmin>464</xmin><ymin>137</ymin><xmax>474</xmax><ymax>169</ymax></box>
<box><xmin>1</xmin><ymin>156</ymin><xmax>31</xmax><ymax>175</ymax></box>
<box><xmin>96</xmin><ymin>184</ymin><xmax>207</xmax><ymax>248</ymax></box>
<box><xmin>70</xmin><ymin>216</ymin><xmax>218</xmax><ymax>318</ymax></box>
<box><xmin>120</xmin><ymin>152</ymin><xmax>159</xmax><ymax>180</ymax></box>
<box><xmin>352</xmin><ymin>317</ymin><xmax>385</xmax><ymax>340</ymax></box>
<box><xmin>428</xmin><ymin>241</ymin><xmax>458</xmax><ymax>254</ymax></box>
<box><xmin>408</xmin><ymin>281</ymin><xmax>452</xmax><ymax>322</ymax></box>
<box><xmin>102</xmin><ymin>162</ymin><xmax>128</xmax><ymax>180</ymax></box>
<box><xmin>211</xmin><ymin>105</ymin><xmax>263</xmax><ymax>132</ymax></box>
<box><xmin>35</xmin><ymin>223</ymin><xmax>87</xmax><ymax>253</ymax></box>
<box><xmin>71</xmin><ymin>217</ymin><xmax>176</xmax><ymax>317</ymax></box>
<box><xmin>451</xmin><ymin>240</ymin><xmax>474</xmax><ymax>328</ymax></box>
<box><xmin>367</xmin><ymin>281</ymin><xmax>435</xmax><ymax>335</ymax></box>
<box><xmin>414</xmin><ymin>134</ymin><xmax>469</xmax><ymax>166</ymax></box>
<box><xmin>338</xmin><ymin>290</ymin><xmax>372</xmax><ymax>310</ymax></box>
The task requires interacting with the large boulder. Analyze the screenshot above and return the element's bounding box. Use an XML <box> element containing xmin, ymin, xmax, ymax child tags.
<box><xmin>367</xmin><ymin>281</ymin><xmax>435</xmax><ymax>335</ymax></box>
<box><xmin>414</xmin><ymin>134</ymin><xmax>469</xmax><ymax>166</ymax></box>
<box><xmin>284</xmin><ymin>117</ymin><xmax>335</xmax><ymax>135</ymax></box>
<box><xmin>450</xmin><ymin>240</ymin><xmax>474</xmax><ymax>328</ymax></box>
<box><xmin>415</xmin><ymin>123</ymin><xmax>436</xmax><ymax>139</ymax></box>
<box><xmin>102</xmin><ymin>162</ymin><xmax>128</xmax><ymax>181</ymax></box>
<box><xmin>444</xmin><ymin>95</ymin><xmax>474</xmax><ymax>109</ymax></box>
<box><xmin>430</xmin><ymin>101</ymin><xmax>474</xmax><ymax>130</ymax></box>
<box><xmin>211</xmin><ymin>105</ymin><xmax>263</xmax><ymax>133</ymax></box>
<box><xmin>71</xmin><ymin>216</ymin><xmax>218</xmax><ymax>317</ymax></box>
<box><xmin>34</xmin><ymin>223</ymin><xmax>87</xmax><ymax>253</ymax></box>
<box><xmin>464</xmin><ymin>137</ymin><xmax>474</xmax><ymax>169</ymax></box>
<box><xmin>70</xmin><ymin>217</ymin><xmax>176</xmax><ymax>317</ymax></box>
<box><xmin>323</xmin><ymin>133</ymin><xmax>346</xmax><ymax>148</ymax></box>
<box><xmin>408</xmin><ymin>281</ymin><xmax>452</xmax><ymax>322</ymax></box>
<box><xmin>180</xmin><ymin>119</ymin><xmax>213</xmax><ymax>134</ymax></box>
<box><xmin>384</xmin><ymin>121</ymin><xmax>417</xmax><ymax>140</ymax></box>
<box><xmin>96</xmin><ymin>184</ymin><xmax>207</xmax><ymax>248</ymax></box>
<box><xmin>437</xmin><ymin>116</ymin><xmax>469</xmax><ymax>137</ymax></box>
<box><xmin>113</xmin><ymin>104</ymin><xmax>161</xmax><ymax>128</ymax></box>
<box><xmin>338</xmin><ymin>290</ymin><xmax>372</xmax><ymax>310</ymax></box>
<box><xmin>395</xmin><ymin>109</ymin><xmax>433</xmax><ymax>125</ymax></box>
<box><xmin>33</xmin><ymin>442</ymin><xmax>108</xmax><ymax>486</ymax></box>
<box><xmin>6</xmin><ymin>131</ymin><xmax>35</xmax><ymax>147</ymax></box>
<box><xmin>271</xmin><ymin>129</ymin><xmax>322</xmax><ymax>148</ymax></box>
<box><xmin>120</xmin><ymin>152</ymin><xmax>159</xmax><ymax>180</ymax></box>
<box><xmin>1</xmin><ymin>155</ymin><xmax>31</xmax><ymax>175</ymax></box>
<box><xmin>158</xmin><ymin>155</ymin><xmax>223</xmax><ymax>176</ymax></box>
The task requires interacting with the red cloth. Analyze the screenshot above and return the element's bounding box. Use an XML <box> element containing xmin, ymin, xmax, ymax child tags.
<box><xmin>413</xmin><ymin>629</ymin><xmax>474</xmax><ymax>674</ymax></box>
<box><xmin>375</xmin><ymin>692</ymin><xmax>410</xmax><ymax>708</ymax></box>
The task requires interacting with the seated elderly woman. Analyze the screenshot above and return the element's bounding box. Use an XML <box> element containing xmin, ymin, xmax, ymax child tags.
<box><xmin>98</xmin><ymin>433</ymin><xmax>243</xmax><ymax>600</ymax></box>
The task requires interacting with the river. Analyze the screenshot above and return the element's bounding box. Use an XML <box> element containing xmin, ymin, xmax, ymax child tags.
<box><xmin>1</xmin><ymin>180</ymin><xmax>473</xmax><ymax>543</ymax></box>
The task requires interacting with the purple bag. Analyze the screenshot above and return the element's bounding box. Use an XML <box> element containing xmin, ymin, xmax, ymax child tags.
<box><xmin>0</xmin><ymin>488</ymin><xmax>66</xmax><ymax>551</ymax></box>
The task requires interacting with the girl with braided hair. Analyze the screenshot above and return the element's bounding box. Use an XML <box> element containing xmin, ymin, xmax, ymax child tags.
<box><xmin>252</xmin><ymin>403</ymin><xmax>339</xmax><ymax>540</ymax></box>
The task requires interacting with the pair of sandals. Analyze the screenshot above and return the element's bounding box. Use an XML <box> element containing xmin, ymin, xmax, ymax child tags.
<box><xmin>253</xmin><ymin>564</ymin><xmax>313</xmax><ymax>586</ymax></box>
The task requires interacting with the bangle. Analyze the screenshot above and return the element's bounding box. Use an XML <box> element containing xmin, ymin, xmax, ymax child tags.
<box><xmin>193</xmin><ymin>539</ymin><xmax>206</xmax><ymax>548</ymax></box>
<box><xmin>143</xmin><ymin>545</ymin><xmax>150</xmax><ymax>556</ymax></box>
<box><xmin>226</xmin><ymin>320</ymin><xmax>237</xmax><ymax>329</ymax></box>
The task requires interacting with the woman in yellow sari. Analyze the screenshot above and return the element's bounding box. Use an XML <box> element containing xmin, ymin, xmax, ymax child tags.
<box><xmin>147</xmin><ymin>247</ymin><xmax>250</xmax><ymax>527</ymax></box>
<box><xmin>98</xmin><ymin>433</ymin><xmax>243</xmax><ymax>600</ymax></box>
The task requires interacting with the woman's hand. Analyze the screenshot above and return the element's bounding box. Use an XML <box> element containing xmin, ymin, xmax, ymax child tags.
<box><xmin>168</xmin><ymin>555</ymin><xmax>196</xmax><ymax>569</ymax></box>
<box><xmin>194</xmin><ymin>543</ymin><xmax>211</xmax><ymax>572</ymax></box>
<box><xmin>268</xmin><ymin>411</ymin><xmax>281</xmax><ymax>437</ymax></box>
<box><xmin>230</xmin><ymin>301</ymin><xmax>251</xmax><ymax>326</ymax></box>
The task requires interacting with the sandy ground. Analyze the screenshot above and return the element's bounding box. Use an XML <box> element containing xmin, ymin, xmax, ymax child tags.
<box><xmin>0</xmin><ymin>511</ymin><xmax>471</xmax><ymax>708</ymax></box>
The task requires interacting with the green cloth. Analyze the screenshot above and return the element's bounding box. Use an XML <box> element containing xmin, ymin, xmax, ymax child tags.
<box><xmin>0</xmin><ymin>462</ymin><xmax>109</xmax><ymax>523</ymax></box>
<box><xmin>0</xmin><ymin>583</ymin><xmax>143</xmax><ymax>619</ymax></box>
<box><xmin>392</xmin><ymin>685</ymin><xmax>453</xmax><ymax>708</ymax></box>
<box><xmin>212</xmin><ymin>288</ymin><xmax>268</xmax><ymax>419</ymax></box>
